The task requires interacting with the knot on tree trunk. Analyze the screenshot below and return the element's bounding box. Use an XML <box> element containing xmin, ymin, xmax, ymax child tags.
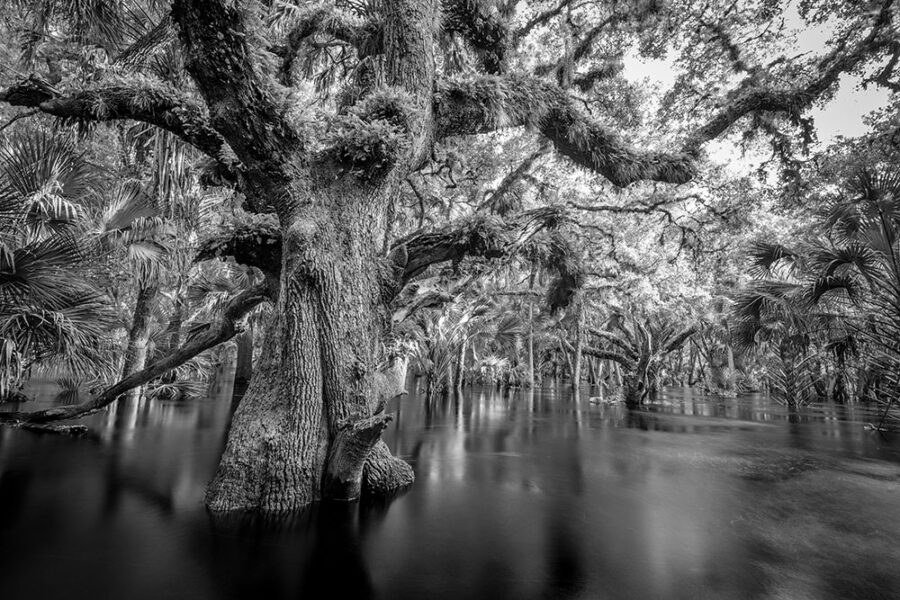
<box><xmin>323</xmin><ymin>413</ymin><xmax>393</xmax><ymax>501</ymax></box>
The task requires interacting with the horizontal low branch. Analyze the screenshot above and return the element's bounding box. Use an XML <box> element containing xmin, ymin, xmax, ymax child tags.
<box><xmin>0</xmin><ymin>285</ymin><xmax>269</xmax><ymax>425</ymax></box>
<box><xmin>0</xmin><ymin>77</ymin><xmax>237</xmax><ymax>170</ymax></box>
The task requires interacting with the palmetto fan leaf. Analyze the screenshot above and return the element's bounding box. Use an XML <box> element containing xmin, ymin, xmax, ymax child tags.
<box><xmin>745</xmin><ymin>241</ymin><xmax>798</xmax><ymax>279</ymax></box>
<box><xmin>806</xmin><ymin>274</ymin><xmax>860</xmax><ymax>305</ymax></box>
<box><xmin>0</xmin><ymin>291</ymin><xmax>116</xmax><ymax>386</ymax></box>
<box><xmin>846</xmin><ymin>169</ymin><xmax>900</xmax><ymax>211</ymax></box>
<box><xmin>0</xmin><ymin>130</ymin><xmax>96</xmax><ymax>238</ymax></box>
<box><xmin>812</xmin><ymin>243</ymin><xmax>879</xmax><ymax>279</ymax></box>
<box><xmin>93</xmin><ymin>183</ymin><xmax>172</xmax><ymax>281</ymax></box>
<box><xmin>12</xmin><ymin>0</ymin><xmax>128</xmax><ymax>58</ymax></box>
<box><xmin>0</xmin><ymin>233</ymin><xmax>94</xmax><ymax>309</ymax></box>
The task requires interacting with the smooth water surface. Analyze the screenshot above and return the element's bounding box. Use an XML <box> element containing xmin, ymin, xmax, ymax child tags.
<box><xmin>2</xmin><ymin>376</ymin><xmax>900</xmax><ymax>600</ymax></box>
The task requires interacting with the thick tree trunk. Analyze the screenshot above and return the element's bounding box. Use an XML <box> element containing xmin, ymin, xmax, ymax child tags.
<box><xmin>205</xmin><ymin>185</ymin><xmax>413</xmax><ymax>512</ymax></box>
<box><xmin>120</xmin><ymin>283</ymin><xmax>158</xmax><ymax>401</ymax></box>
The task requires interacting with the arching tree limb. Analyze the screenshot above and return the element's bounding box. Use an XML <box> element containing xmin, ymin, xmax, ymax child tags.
<box><xmin>433</xmin><ymin>2</ymin><xmax>896</xmax><ymax>188</ymax></box>
<box><xmin>433</xmin><ymin>75</ymin><xmax>698</xmax><ymax>186</ymax></box>
<box><xmin>0</xmin><ymin>285</ymin><xmax>269</xmax><ymax>425</ymax></box>
<box><xmin>0</xmin><ymin>77</ymin><xmax>236</xmax><ymax>168</ymax></box>
<box><xmin>196</xmin><ymin>223</ymin><xmax>283</xmax><ymax>277</ymax></box>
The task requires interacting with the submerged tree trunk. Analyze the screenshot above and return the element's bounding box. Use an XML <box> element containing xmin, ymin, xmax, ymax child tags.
<box><xmin>206</xmin><ymin>185</ymin><xmax>415</xmax><ymax>511</ymax></box>
<box><xmin>120</xmin><ymin>283</ymin><xmax>158</xmax><ymax>401</ymax></box>
<box><xmin>572</xmin><ymin>299</ymin><xmax>585</xmax><ymax>396</ymax></box>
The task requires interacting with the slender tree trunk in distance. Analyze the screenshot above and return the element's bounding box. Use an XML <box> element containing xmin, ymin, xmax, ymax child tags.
<box><xmin>572</xmin><ymin>299</ymin><xmax>584</xmax><ymax>397</ymax></box>
<box><xmin>121</xmin><ymin>283</ymin><xmax>158</xmax><ymax>402</ymax></box>
<box><xmin>528</xmin><ymin>301</ymin><xmax>535</xmax><ymax>388</ymax></box>
<box><xmin>234</xmin><ymin>324</ymin><xmax>254</xmax><ymax>385</ymax></box>
<box><xmin>453</xmin><ymin>337</ymin><xmax>467</xmax><ymax>390</ymax></box>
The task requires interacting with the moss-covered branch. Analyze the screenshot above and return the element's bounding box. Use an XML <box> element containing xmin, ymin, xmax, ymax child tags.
<box><xmin>434</xmin><ymin>2</ymin><xmax>896</xmax><ymax>187</ymax></box>
<box><xmin>434</xmin><ymin>75</ymin><xmax>697</xmax><ymax>186</ymax></box>
<box><xmin>582</xmin><ymin>346</ymin><xmax>634</xmax><ymax>368</ymax></box>
<box><xmin>589</xmin><ymin>328</ymin><xmax>638</xmax><ymax>360</ymax></box>
<box><xmin>661</xmin><ymin>325</ymin><xmax>699</xmax><ymax>356</ymax></box>
<box><xmin>0</xmin><ymin>77</ymin><xmax>237</xmax><ymax>170</ymax></box>
<box><xmin>171</xmin><ymin>0</ymin><xmax>302</xmax><ymax>193</ymax></box>
<box><xmin>114</xmin><ymin>13</ymin><xmax>177</xmax><ymax>69</ymax></box>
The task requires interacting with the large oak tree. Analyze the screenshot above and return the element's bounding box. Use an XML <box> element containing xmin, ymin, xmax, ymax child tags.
<box><xmin>0</xmin><ymin>0</ymin><xmax>897</xmax><ymax>510</ymax></box>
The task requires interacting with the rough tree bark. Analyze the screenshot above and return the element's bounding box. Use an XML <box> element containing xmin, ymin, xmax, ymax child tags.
<box><xmin>120</xmin><ymin>283</ymin><xmax>159</xmax><ymax>401</ymax></box>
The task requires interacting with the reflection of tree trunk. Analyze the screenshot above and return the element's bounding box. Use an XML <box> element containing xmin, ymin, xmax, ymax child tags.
<box><xmin>571</xmin><ymin>300</ymin><xmax>584</xmax><ymax>396</ymax></box>
<box><xmin>527</xmin><ymin>301</ymin><xmax>535</xmax><ymax>388</ymax></box>
<box><xmin>234</xmin><ymin>324</ymin><xmax>253</xmax><ymax>385</ymax></box>
<box><xmin>121</xmin><ymin>283</ymin><xmax>158</xmax><ymax>401</ymax></box>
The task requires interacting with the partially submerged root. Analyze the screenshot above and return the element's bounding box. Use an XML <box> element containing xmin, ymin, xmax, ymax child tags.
<box><xmin>363</xmin><ymin>439</ymin><xmax>415</xmax><ymax>497</ymax></box>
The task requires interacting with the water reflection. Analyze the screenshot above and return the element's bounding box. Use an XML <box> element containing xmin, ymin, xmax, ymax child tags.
<box><xmin>1</xmin><ymin>378</ymin><xmax>900</xmax><ymax>599</ymax></box>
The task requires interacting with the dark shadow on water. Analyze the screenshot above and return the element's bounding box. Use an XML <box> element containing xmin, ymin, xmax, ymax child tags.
<box><xmin>204</xmin><ymin>500</ymin><xmax>393</xmax><ymax>600</ymax></box>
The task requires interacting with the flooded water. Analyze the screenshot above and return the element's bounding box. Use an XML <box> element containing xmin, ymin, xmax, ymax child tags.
<box><xmin>2</xmin><ymin>375</ymin><xmax>900</xmax><ymax>600</ymax></box>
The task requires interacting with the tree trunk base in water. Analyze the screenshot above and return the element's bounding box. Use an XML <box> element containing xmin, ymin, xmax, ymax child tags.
<box><xmin>363</xmin><ymin>440</ymin><xmax>415</xmax><ymax>497</ymax></box>
<box><xmin>323</xmin><ymin>413</ymin><xmax>393</xmax><ymax>501</ymax></box>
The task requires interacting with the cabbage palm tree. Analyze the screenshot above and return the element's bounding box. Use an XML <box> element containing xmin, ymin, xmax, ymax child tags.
<box><xmin>584</xmin><ymin>313</ymin><xmax>698</xmax><ymax>407</ymax></box>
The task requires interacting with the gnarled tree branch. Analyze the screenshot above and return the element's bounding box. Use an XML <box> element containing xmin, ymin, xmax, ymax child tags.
<box><xmin>171</xmin><ymin>0</ymin><xmax>303</xmax><ymax>206</ymax></box>
<box><xmin>683</xmin><ymin>0</ymin><xmax>896</xmax><ymax>153</ymax></box>
<box><xmin>0</xmin><ymin>77</ymin><xmax>237</xmax><ymax>169</ymax></box>
<box><xmin>0</xmin><ymin>285</ymin><xmax>269</xmax><ymax>425</ymax></box>
<box><xmin>589</xmin><ymin>328</ymin><xmax>638</xmax><ymax>360</ymax></box>
<box><xmin>661</xmin><ymin>325</ymin><xmax>698</xmax><ymax>356</ymax></box>
<box><xmin>434</xmin><ymin>75</ymin><xmax>698</xmax><ymax>186</ymax></box>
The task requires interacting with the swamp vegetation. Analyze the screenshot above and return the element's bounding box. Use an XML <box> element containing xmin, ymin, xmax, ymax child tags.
<box><xmin>1</xmin><ymin>0</ymin><xmax>900</xmax><ymax>596</ymax></box>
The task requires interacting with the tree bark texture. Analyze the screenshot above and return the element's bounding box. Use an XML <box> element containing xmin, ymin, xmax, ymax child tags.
<box><xmin>120</xmin><ymin>283</ymin><xmax>159</xmax><ymax>401</ymax></box>
<box><xmin>206</xmin><ymin>183</ymin><xmax>414</xmax><ymax>511</ymax></box>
